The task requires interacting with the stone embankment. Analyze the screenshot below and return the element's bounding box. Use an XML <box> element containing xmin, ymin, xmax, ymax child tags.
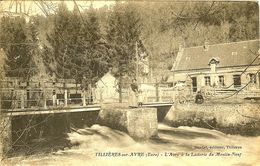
<box><xmin>164</xmin><ymin>102</ymin><xmax>260</xmax><ymax>136</ymax></box>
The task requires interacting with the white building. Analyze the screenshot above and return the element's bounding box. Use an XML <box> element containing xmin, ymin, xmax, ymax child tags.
<box><xmin>171</xmin><ymin>40</ymin><xmax>260</xmax><ymax>93</ymax></box>
<box><xmin>95</xmin><ymin>72</ymin><xmax>119</xmax><ymax>103</ymax></box>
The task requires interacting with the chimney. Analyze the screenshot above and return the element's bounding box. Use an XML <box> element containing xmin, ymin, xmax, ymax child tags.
<box><xmin>203</xmin><ymin>41</ymin><xmax>209</xmax><ymax>51</ymax></box>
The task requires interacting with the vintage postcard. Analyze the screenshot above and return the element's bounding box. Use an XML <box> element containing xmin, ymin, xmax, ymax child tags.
<box><xmin>0</xmin><ymin>0</ymin><xmax>259</xmax><ymax>165</ymax></box>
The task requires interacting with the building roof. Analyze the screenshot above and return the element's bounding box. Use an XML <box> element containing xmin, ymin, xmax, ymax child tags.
<box><xmin>96</xmin><ymin>72</ymin><xmax>117</xmax><ymax>87</ymax></box>
<box><xmin>174</xmin><ymin>39</ymin><xmax>260</xmax><ymax>71</ymax></box>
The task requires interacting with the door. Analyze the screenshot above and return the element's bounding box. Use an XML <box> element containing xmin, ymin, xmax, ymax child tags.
<box><xmin>191</xmin><ymin>77</ymin><xmax>197</xmax><ymax>92</ymax></box>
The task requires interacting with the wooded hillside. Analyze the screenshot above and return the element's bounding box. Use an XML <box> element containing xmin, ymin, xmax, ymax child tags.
<box><xmin>0</xmin><ymin>1</ymin><xmax>258</xmax><ymax>83</ymax></box>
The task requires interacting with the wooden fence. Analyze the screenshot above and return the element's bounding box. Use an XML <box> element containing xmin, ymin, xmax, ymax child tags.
<box><xmin>0</xmin><ymin>80</ymin><xmax>96</xmax><ymax>112</ymax></box>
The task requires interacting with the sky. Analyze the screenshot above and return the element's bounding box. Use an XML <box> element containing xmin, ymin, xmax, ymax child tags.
<box><xmin>0</xmin><ymin>1</ymin><xmax>116</xmax><ymax>16</ymax></box>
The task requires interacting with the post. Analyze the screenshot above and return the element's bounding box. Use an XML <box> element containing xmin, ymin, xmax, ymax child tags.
<box><xmin>64</xmin><ymin>89</ymin><xmax>68</xmax><ymax>107</ymax></box>
<box><xmin>52</xmin><ymin>90</ymin><xmax>56</xmax><ymax>106</ymax></box>
<box><xmin>14</xmin><ymin>90</ymin><xmax>18</xmax><ymax>109</ymax></box>
<box><xmin>82</xmin><ymin>90</ymin><xmax>86</xmax><ymax>106</ymax></box>
<box><xmin>156</xmin><ymin>82</ymin><xmax>159</xmax><ymax>102</ymax></box>
<box><xmin>25</xmin><ymin>81</ymin><xmax>29</xmax><ymax>108</ymax></box>
<box><xmin>43</xmin><ymin>88</ymin><xmax>47</xmax><ymax>109</ymax></box>
<box><xmin>20</xmin><ymin>90</ymin><xmax>24</xmax><ymax>109</ymax></box>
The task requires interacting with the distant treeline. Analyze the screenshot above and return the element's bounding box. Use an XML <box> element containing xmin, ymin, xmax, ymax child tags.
<box><xmin>0</xmin><ymin>1</ymin><xmax>258</xmax><ymax>83</ymax></box>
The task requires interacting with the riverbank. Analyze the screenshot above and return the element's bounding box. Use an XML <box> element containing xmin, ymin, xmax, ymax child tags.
<box><xmin>164</xmin><ymin>101</ymin><xmax>260</xmax><ymax>136</ymax></box>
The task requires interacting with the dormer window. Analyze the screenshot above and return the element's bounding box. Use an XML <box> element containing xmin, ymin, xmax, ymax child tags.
<box><xmin>208</xmin><ymin>58</ymin><xmax>219</xmax><ymax>73</ymax></box>
<box><xmin>208</xmin><ymin>58</ymin><xmax>219</xmax><ymax>65</ymax></box>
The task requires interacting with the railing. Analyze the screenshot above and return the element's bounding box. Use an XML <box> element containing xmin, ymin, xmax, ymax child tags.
<box><xmin>139</xmin><ymin>88</ymin><xmax>175</xmax><ymax>103</ymax></box>
<box><xmin>0</xmin><ymin>80</ymin><xmax>178</xmax><ymax>109</ymax></box>
<box><xmin>0</xmin><ymin>80</ymin><xmax>96</xmax><ymax>112</ymax></box>
<box><xmin>128</xmin><ymin>84</ymin><xmax>175</xmax><ymax>106</ymax></box>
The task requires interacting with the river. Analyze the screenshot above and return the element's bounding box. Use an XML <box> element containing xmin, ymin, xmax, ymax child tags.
<box><xmin>3</xmin><ymin>124</ymin><xmax>260</xmax><ymax>166</ymax></box>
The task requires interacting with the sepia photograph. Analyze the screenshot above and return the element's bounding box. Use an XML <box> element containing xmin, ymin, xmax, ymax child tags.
<box><xmin>0</xmin><ymin>0</ymin><xmax>259</xmax><ymax>165</ymax></box>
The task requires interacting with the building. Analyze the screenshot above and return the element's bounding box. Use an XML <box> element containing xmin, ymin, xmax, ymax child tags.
<box><xmin>95</xmin><ymin>72</ymin><xmax>119</xmax><ymax>103</ymax></box>
<box><xmin>171</xmin><ymin>40</ymin><xmax>260</xmax><ymax>93</ymax></box>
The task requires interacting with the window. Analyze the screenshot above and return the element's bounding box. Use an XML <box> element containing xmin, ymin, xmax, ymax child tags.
<box><xmin>233</xmin><ymin>75</ymin><xmax>241</xmax><ymax>88</ymax></box>
<box><xmin>218</xmin><ymin>75</ymin><xmax>225</xmax><ymax>86</ymax></box>
<box><xmin>208</xmin><ymin>58</ymin><xmax>219</xmax><ymax>73</ymax></box>
<box><xmin>249</xmin><ymin>73</ymin><xmax>256</xmax><ymax>84</ymax></box>
<box><xmin>204</xmin><ymin>76</ymin><xmax>211</xmax><ymax>86</ymax></box>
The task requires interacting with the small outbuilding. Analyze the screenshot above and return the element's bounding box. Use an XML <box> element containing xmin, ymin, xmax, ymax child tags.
<box><xmin>95</xmin><ymin>72</ymin><xmax>119</xmax><ymax>103</ymax></box>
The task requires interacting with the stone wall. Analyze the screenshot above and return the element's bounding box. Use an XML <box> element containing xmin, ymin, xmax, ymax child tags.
<box><xmin>97</xmin><ymin>108</ymin><xmax>158</xmax><ymax>140</ymax></box>
<box><xmin>164</xmin><ymin>102</ymin><xmax>260</xmax><ymax>136</ymax></box>
<box><xmin>0</xmin><ymin>111</ymin><xmax>100</xmax><ymax>159</ymax></box>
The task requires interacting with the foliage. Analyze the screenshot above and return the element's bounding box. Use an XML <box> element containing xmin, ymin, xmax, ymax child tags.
<box><xmin>0</xmin><ymin>1</ymin><xmax>258</xmax><ymax>83</ymax></box>
<box><xmin>43</xmin><ymin>3</ymin><xmax>111</xmax><ymax>84</ymax></box>
<box><xmin>133</xmin><ymin>1</ymin><xmax>259</xmax><ymax>81</ymax></box>
<box><xmin>107</xmin><ymin>2</ymin><xmax>142</xmax><ymax>78</ymax></box>
<box><xmin>0</xmin><ymin>16</ymin><xmax>37</xmax><ymax>79</ymax></box>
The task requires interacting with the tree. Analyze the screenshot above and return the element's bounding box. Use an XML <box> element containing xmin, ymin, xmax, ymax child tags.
<box><xmin>44</xmin><ymin>3</ymin><xmax>111</xmax><ymax>85</ymax></box>
<box><xmin>44</xmin><ymin>3</ymin><xmax>85</xmax><ymax>81</ymax></box>
<box><xmin>26</xmin><ymin>17</ymin><xmax>41</xmax><ymax>78</ymax></box>
<box><xmin>0</xmin><ymin>16</ymin><xmax>36</xmax><ymax>79</ymax></box>
<box><xmin>107</xmin><ymin>2</ymin><xmax>142</xmax><ymax>78</ymax></box>
<box><xmin>82</xmin><ymin>7</ymin><xmax>111</xmax><ymax>84</ymax></box>
<box><xmin>107</xmin><ymin>2</ymin><xmax>142</xmax><ymax>102</ymax></box>
<box><xmin>45</xmin><ymin>2</ymin><xmax>71</xmax><ymax>79</ymax></box>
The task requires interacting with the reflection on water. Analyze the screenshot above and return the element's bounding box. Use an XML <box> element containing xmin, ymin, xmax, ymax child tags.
<box><xmin>4</xmin><ymin>124</ymin><xmax>260</xmax><ymax>166</ymax></box>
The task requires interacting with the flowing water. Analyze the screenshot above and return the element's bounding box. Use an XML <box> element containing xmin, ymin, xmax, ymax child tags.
<box><xmin>3</xmin><ymin>124</ymin><xmax>260</xmax><ymax>166</ymax></box>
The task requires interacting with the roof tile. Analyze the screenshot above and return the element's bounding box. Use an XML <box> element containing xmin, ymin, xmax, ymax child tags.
<box><xmin>175</xmin><ymin>40</ymin><xmax>260</xmax><ymax>71</ymax></box>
